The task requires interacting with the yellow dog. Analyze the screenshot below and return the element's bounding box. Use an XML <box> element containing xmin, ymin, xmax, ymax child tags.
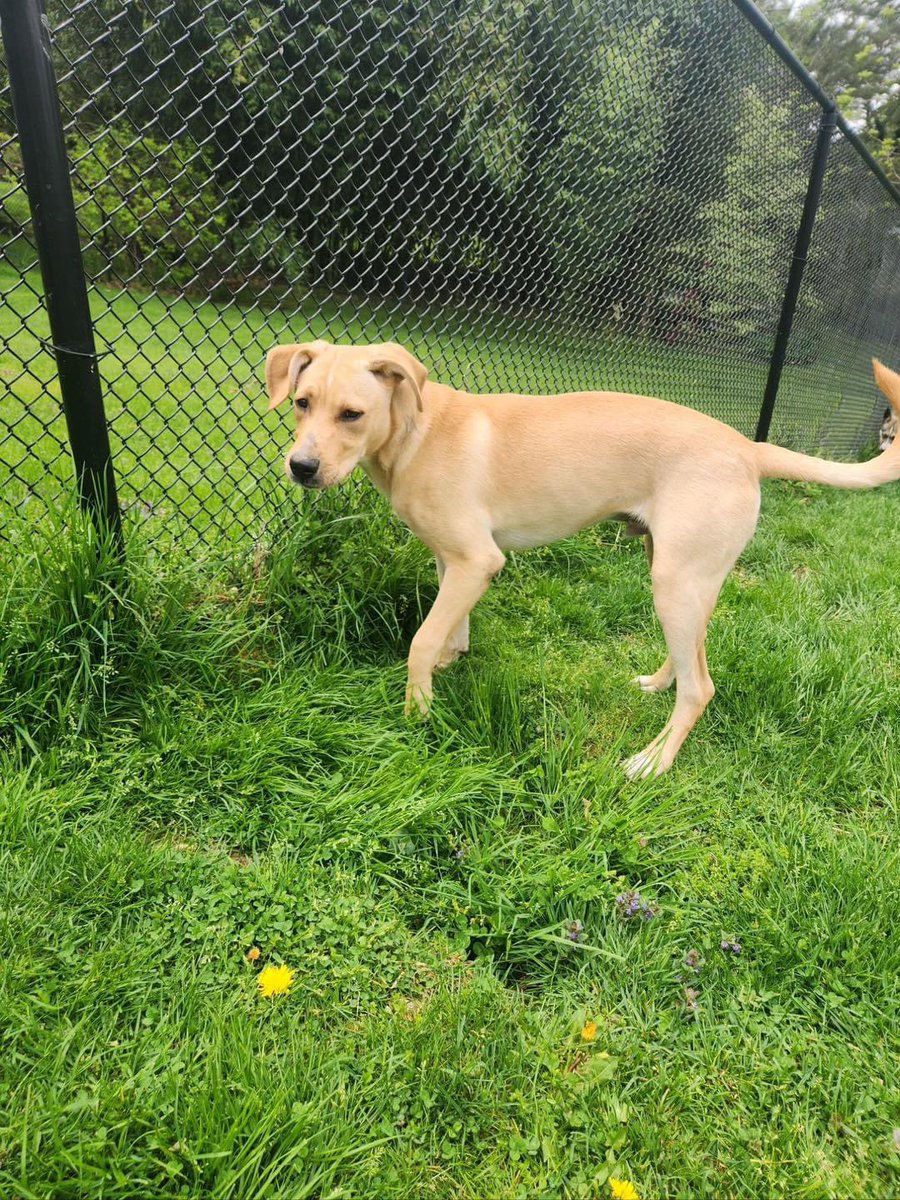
<box><xmin>267</xmin><ymin>342</ymin><xmax>900</xmax><ymax>777</ymax></box>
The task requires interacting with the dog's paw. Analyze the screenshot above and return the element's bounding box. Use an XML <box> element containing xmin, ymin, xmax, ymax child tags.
<box><xmin>632</xmin><ymin>673</ymin><xmax>674</xmax><ymax>694</ymax></box>
<box><xmin>623</xmin><ymin>746</ymin><xmax>667</xmax><ymax>780</ymax></box>
<box><xmin>435</xmin><ymin>646</ymin><xmax>466</xmax><ymax>671</ymax></box>
<box><xmin>404</xmin><ymin>683</ymin><xmax>432</xmax><ymax>719</ymax></box>
<box><xmin>633</xmin><ymin>674</ymin><xmax>659</xmax><ymax>693</ymax></box>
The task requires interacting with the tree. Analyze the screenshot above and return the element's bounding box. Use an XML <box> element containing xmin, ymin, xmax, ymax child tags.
<box><xmin>682</xmin><ymin>85</ymin><xmax>823</xmax><ymax>359</ymax></box>
<box><xmin>760</xmin><ymin>0</ymin><xmax>900</xmax><ymax>181</ymax></box>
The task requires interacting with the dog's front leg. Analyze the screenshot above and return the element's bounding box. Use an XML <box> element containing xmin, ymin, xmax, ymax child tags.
<box><xmin>405</xmin><ymin>547</ymin><xmax>505</xmax><ymax>715</ymax></box>
<box><xmin>434</xmin><ymin>556</ymin><xmax>470</xmax><ymax>668</ymax></box>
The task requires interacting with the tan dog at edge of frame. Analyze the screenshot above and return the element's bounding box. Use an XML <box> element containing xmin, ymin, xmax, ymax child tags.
<box><xmin>265</xmin><ymin>342</ymin><xmax>900</xmax><ymax>778</ymax></box>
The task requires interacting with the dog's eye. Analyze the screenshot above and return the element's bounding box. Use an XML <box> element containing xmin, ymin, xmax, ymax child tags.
<box><xmin>296</xmin><ymin>396</ymin><xmax>309</xmax><ymax>410</ymax></box>
<box><xmin>340</xmin><ymin>409</ymin><xmax>363</xmax><ymax>422</ymax></box>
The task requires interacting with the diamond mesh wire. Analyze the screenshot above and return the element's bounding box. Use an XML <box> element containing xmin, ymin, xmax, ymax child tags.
<box><xmin>776</xmin><ymin>133</ymin><xmax>900</xmax><ymax>455</ymax></box>
<box><xmin>1</xmin><ymin>0</ymin><xmax>898</xmax><ymax>550</ymax></box>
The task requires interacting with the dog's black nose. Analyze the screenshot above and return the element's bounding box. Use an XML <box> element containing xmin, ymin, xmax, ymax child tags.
<box><xmin>289</xmin><ymin>456</ymin><xmax>319</xmax><ymax>482</ymax></box>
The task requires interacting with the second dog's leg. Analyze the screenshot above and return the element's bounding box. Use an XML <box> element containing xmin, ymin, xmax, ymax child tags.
<box><xmin>434</xmin><ymin>556</ymin><xmax>470</xmax><ymax>669</ymax></box>
<box><xmin>406</xmin><ymin>546</ymin><xmax>505</xmax><ymax>714</ymax></box>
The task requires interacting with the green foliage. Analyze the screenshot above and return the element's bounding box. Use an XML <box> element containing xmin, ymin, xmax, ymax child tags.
<box><xmin>678</xmin><ymin>86</ymin><xmax>822</xmax><ymax>361</ymax></box>
<box><xmin>538</xmin><ymin>18</ymin><xmax>671</xmax><ymax>312</ymax></box>
<box><xmin>762</xmin><ymin>0</ymin><xmax>900</xmax><ymax>182</ymax></box>
<box><xmin>3</xmin><ymin>0</ymin><xmax>891</xmax><ymax>368</ymax></box>
<box><xmin>21</xmin><ymin>0</ymin><xmax>805</xmax><ymax>328</ymax></box>
<box><xmin>66</xmin><ymin>123</ymin><xmax>230</xmax><ymax>287</ymax></box>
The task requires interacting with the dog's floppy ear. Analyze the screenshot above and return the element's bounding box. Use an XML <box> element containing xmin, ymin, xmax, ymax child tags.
<box><xmin>265</xmin><ymin>340</ymin><xmax>328</xmax><ymax>410</ymax></box>
<box><xmin>368</xmin><ymin>343</ymin><xmax>428</xmax><ymax>414</ymax></box>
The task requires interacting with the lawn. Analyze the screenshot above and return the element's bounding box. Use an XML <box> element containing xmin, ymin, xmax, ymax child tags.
<box><xmin>1</xmin><ymin>460</ymin><xmax>899</xmax><ymax>1198</ymax></box>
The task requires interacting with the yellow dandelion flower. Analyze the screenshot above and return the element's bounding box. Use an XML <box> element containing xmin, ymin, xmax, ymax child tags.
<box><xmin>246</xmin><ymin>946</ymin><xmax>261</xmax><ymax>962</ymax></box>
<box><xmin>581</xmin><ymin>1020</ymin><xmax>597</xmax><ymax>1041</ymax></box>
<box><xmin>256</xmin><ymin>963</ymin><xmax>294</xmax><ymax>997</ymax></box>
<box><xmin>609</xmin><ymin>1180</ymin><xmax>639</xmax><ymax>1200</ymax></box>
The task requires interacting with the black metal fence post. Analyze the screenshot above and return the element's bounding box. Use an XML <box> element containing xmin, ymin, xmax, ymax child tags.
<box><xmin>0</xmin><ymin>0</ymin><xmax>122</xmax><ymax>545</ymax></box>
<box><xmin>755</xmin><ymin>104</ymin><xmax>838</xmax><ymax>443</ymax></box>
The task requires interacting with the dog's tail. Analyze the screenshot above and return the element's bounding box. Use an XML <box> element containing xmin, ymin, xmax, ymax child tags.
<box><xmin>754</xmin><ymin>359</ymin><xmax>900</xmax><ymax>490</ymax></box>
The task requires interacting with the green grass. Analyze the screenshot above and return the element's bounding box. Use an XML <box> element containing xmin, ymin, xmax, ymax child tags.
<box><xmin>1</xmin><ymin>470</ymin><xmax>899</xmax><ymax>1199</ymax></box>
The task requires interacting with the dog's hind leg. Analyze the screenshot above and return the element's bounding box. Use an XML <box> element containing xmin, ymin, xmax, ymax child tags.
<box><xmin>633</xmin><ymin>534</ymin><xmax>674</xmax><ymax>693</ymax></box>
<box><xmin>624</xmin><ymin>489</ymin><xmax>759</xmax><ymax>778</ymax></box>
<box><xmin>624</xmin><ymin>564</ymin><xmax>720</xmax><ymax>778</ymax></box>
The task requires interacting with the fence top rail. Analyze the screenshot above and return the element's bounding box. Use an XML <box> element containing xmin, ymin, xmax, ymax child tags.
<box><xmin>732</xmin><ymin>0</ymin><xmax>900</xmax><ymax>209</ymax></box>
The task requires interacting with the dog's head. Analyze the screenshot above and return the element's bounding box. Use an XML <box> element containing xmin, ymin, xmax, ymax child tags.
<box><xmin>265</xmin><ymin>340</ymin><xmax>428</xmax><ymax>488</ymax></box>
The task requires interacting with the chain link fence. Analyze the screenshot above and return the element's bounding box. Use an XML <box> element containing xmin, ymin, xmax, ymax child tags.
<box><xmin>1</xmin><ymin>0</ymin><xmax>899</xmax><ymax>551</ymax></box>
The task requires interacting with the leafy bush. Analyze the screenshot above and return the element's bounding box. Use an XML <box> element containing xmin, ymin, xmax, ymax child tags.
<box><xmin>66</xmin><ymin>122</ymin><xmax>230</xmax><ymax>288</ymax></box>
